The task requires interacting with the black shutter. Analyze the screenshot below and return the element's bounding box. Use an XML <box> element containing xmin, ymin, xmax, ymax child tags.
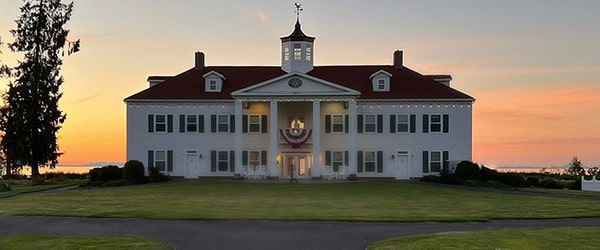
<box><xmin>443</xmin><ymin>114</ymin><xmax>449</xmax><ymax>133</ymax></box>
<box><xmin>410</xmin><ymin>114</ymin><xmax>416</xmax><ymax>133</ymax></box>
<box><xmin>167</xmin><ymin>115</ymin><xmax>173</xmax><ymax>133</ymax></box>
<box><xmin>377</xmin><ymin>115</ymin><xmax>383</xmax><ymax>133</ymax></box>
<box><xmin>422</xmin><ymin>151</ymin><xmax>429</xmax><ymax>173</ymax></box>
<box><xmin>357</xmin><ymin>151</ymin><xmax>363</xmax><ymax>173</ymax></box>
<box><xmin>344</xmin><ymin>151</ymin><xmax>348</xmax><ymax>166</ymax></box>
<box><xmin>242</xmin><ymin>151</ymin><xmax>248</xmax><ymax>166</ymax></box>
<box><xmin>357</xmin><ymin>115</ymin><xmax>363</xmax><ymax>133</ymax></box>
<box><xmin>325</xmin><ymin>115</ymin><xmax>331</xmax><ymax>133</ymax></box>
<box><xmin>242</xmin><ymin>115</ymin><xmax>248</xmax><ymax>133</ymax></box>
<box><xmin>211</xmin><ymin>115</ymin><xmax>216</xmax><ymax>133</ymax></box>
<box><xmin>377</xmin><ymin>151</ymin><xmax>383</xmax><ymax>173</ymax></box>
<box><xmin>261</xmin><ymin>115</ymin><xmax>268</xmax><ymax>133</ymax></box>
<box><xmin>261</xmin><ymin>151</ymin><xmax>267</xmax><ymax>165</ymax></box>
<box><xmin>179</xmin><ymin>115</ymin><xmax>185</xmax><ymax>133</ymax></box>
<box><xmin>198</xmin><ymin>115</ymin><xmax>204</xmax><ymax>133</ymax></box>
<box><xmin>230</xmin><ymin>115</ymin><xmax>235</xmax><ymax>133</ymax></box>
<box><xmin>148</xmin><ymin>115</ymin><xmax>154</xmax><ymax>133</ymax></box>
<box><xmin>210</xmin><ymin>150</ymin><xmax>217</xmax><ymax>172</ymax></box>
<box><xmin>390</xmin><ymin>115</ymin><xmax>396</xmax><ymax>133</ymax></box>
<box><xmin>167</xmin><ymin>150</ymin><xmax>173</xmax><ymax>172</ymax></box>
<box><xmin>325</xmin><ymin>151</ymin><xmax>331</xmax><ymax>166</ymax></box>
<box><xmin>147</xmin><ymin>150</ymin><xmax>154</xmax><ymax>168</ymax></box>
<box><xmin>345</xmin><ymin>115</ymin><xmax>349</xmax><ymax>133</ymax></box>
<box><xmin>229</xmin><ymin>150</ymin><xmax>235</xmax><ymax>172</ymax></box>
<box><xmin>443</xmin><ymin>151</ymin><xmax>449</xmax><ymax>171</ymax></box>
<box><xmin>423</xmin><ymin>115</ymin><xmax>429</xmax><ymax>133</ymax></box>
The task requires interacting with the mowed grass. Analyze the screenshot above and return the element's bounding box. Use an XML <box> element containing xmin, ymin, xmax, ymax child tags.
<box><xmin>1</xmin><ymin>181</ymin><xmax>600</xmax><ymax>221</ymax></box>
<box><xmin>368</xmin><ymin>226</ymin><xmax>600</xmax><ymax>250</ymax></box>
<box><xmin>0</xmin><ymin>235</ymin><xmax>173</xmax><ymax>250</ymax></box>
<box><xmin>0</xmin><ymin>180</ymin><xmax>84</xmax><ymax>198</ymax></box>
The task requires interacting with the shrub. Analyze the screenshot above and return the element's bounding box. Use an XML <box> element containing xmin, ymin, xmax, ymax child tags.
<box><xmin>497</xmin><ymin>173</ymin><xmax>527</xmax><ymax>188</ymax></box>
<box><xmin>455</xmin><ymin>161</ymin><xmax>481</xmax><ymax>181</ymax></box>
<box><xmin>526</xmin><ymin>176</ymin><xmax>540</xmax><ymax>187</ymax></box>
<box><xmin>480</xmin><ymin>166</ymin><xmax>499</xmax><ymax>181</ymax></box>
<box><xmin>122</xmin><ymin>160</ymin><xmax>146</xmax><ymax>184</ymax></box>
<box><xmin>148</xmin><ymin>166</ymin><xmax>169</xmax><ymax>182</ymax></box>
<box><xmin>88</xmin><ymin>165</ymin><xmax>122</xmax><ymax>184</ymax></box>
<box><xmin>440</xmin><ymin>169</ymin><xmax>463</xmax><ymax>185</ymax></box>
<box><xmin>0</xmin><ymin>182</ymin><xmax>10</xmax><ymax>192</ymax></box>
<box><xmin>539</xmin><ymin>178</ymin><xmax>563</xmax><ymax>189</ymax></box>
<box><xmin>567</xmin><ymin>178</ymin><xmax>582</xmax><ymax>190</ymax></box>
<box><xmin>421</xmin><ymin>175</ymin><xmax>441</xmax><ymax>183</ymax></box>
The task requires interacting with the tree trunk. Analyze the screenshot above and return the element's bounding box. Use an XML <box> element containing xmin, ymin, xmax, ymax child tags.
<box><xmin>31</xmin><ymin>164</ymin><xmax>40</xmax><ymax>178</ymax></box>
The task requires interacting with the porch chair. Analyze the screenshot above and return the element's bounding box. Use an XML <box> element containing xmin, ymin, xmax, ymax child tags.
<box><xmin>246</xmin><ymin>165</ymin><xmax>256</xmax><ymax>180</ymax></box>
<box><xmin>336</xmin><ymin>165</ymin><xmax>347</xmax><ymax>180</ymax></box>
<box><xmin>257</xmin><ymin>165</ymin><xmax>267</xmax><ymax>180</ymax></box>
<box><xmin>323</xmin><ymin>165</ymin><xmax>333</xmax><ymax>180</ymax></box>
<box><xmin>240</xmin><ymin>165</ymin><xmax>248</xmax><ymax>179</ymax></box>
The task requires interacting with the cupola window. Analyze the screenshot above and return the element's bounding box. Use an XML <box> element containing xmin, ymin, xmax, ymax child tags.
<box><xmin>283</xmin><ymin>46</ymin><xmax>290</xmax><ymax>61</ymax></box>
<box><xmin>293</xmin><ymin>44</ymin><xmax>302</xmax><ymax>60</ymax></box>
<box><xmin>305</xmin><ymin>45</ymin><xmax>312</xmax><ymax>61</ymax></box>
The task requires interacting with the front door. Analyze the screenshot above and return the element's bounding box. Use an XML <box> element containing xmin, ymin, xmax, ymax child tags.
<box><xmin>395</xmin><ymin>154</ymin><xmax>409</xmax><ymax>180</ymax></box>
<box><xmin>185</xmin><ymin>153</ymin><xmax>199</xmax><ymax>179</ymax></box>
<box><xmin>283</xmin><ymin>155</ymin><xmax>311</xmax><ymax>179</ymax></box>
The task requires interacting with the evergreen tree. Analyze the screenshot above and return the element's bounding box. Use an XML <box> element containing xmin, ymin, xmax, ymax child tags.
<box><xmin>0</xmin><ymin>0</ymin><xmax>79</xmax><ymax>177</ymax></box>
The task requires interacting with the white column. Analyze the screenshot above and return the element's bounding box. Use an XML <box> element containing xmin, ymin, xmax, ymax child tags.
<box><xmin>348</xmin><ymin>99</ymin><xmax>357</xmax><ymax>174</ymax></box>
<box><xmin>311</xmin><ymin>100</ymin><xmax>321</xmax><ymax>178</ymax></box>
<box><xmin>234</xmin><ymin>99</ymin><xmax>243</xmax><ymax>174</ymax></box>
<box><xmin>269</xmin><ymin>100</ymin><xmax>279</xmax><ymax>178</ymax></box>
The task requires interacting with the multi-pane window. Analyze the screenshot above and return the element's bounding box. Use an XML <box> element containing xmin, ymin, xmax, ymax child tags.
<box><xmin>249</xmin><ymin>115</ymin><xmax>261</xmax><ymax>133</ymax></box>
<box><xmin>364</xmin><ymin>115</ymin><xmax>376</xmax><ymax>133</ymax></box>
<box><xmin>332</xmin><ymin>151</ymin><xmax>344</xmax><ymax>171</ymax></box>
<box><xmin>364</xmin><ymin>151</ymin><xmax>376</xmax><ymax>172</ymax></box>
<box><xmin>186</xmin><ymin>115</ymin><xmax>197</xmax><ymax>132</ymax></box>
<box><xmin>305</xmin><ymin>45</ymin><xmax>312</xmax><ymax>60</ymax></box>
<box><xmin>293</xmin><ymin>44</ymin><xmax>302</xmax><ymax>60</ymax></box>
<box><xmin>249</xmin><ymin>151</ymin><xmax>260</xmax><ymax>167</ymax></box>
<box><xmin>430</xmin><ymin>115</ymin><xmax>442</xmax><ymax>132</ymax></box>
<box><xmin>217</xmin><ymin>115</ymin><xmax>229</xmax><ymax>132</ymax></box>
<box><xmin>332</xmin><ymin>115</ymin><xmax>344</xmax><ymax>133</ymax></box>
<box><xmin>430</xmin><ymin>151</ymin><xmax>442</xmax><ymax>172</ymax></box>
<box><xmin>209</xmin><ymin>80</ymin><xmax>217</xmax><ymax>91</ymax></box>
<box><xmin>218</xmin><ymin>151</ymin><xmax>229</xmax><ymax>172</ymax></box>
<box><xmin>155</xmin><ymin>115</ymin><xmax>166</xmax><ymax>132</ymax></box>
<box><xmin>378</xmin><ymin>79</ymin><xmax>385</xmax><ymax>90</ymax></box>
<box><xmin>155</xmin><ymin>150</ymin><xmax>166</xmax><ymax>171</ymax></box>
<box><xmin>283</xmin><ymin>46</ymin><xmax>290</xmax><ymax>61</ymax></box>
<box><xmin>397</xmin><ymin>115</ymin><xmax>409</xmax><ymax>132</ymax></box>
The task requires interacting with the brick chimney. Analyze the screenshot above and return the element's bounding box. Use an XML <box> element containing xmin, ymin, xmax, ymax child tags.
<box><xmin>393</xmin><ymin>50</ymin><xmax>403</xmax><ymax>69</ymax></box>
<box><xmin>195</xmin><ymin>51</ymin><xmax>205</xmax><ymax>70</ymax></box>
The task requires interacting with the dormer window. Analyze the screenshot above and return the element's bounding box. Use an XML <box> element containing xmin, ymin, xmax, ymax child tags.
<box><xmin>370</xmin><ymin>70</ymin><xmax>392</xmax><ymax>92</ymax></box>
<box><xmin>203</xmin><ymin>71</ymin><xmax>226</xmax><ymax>92</ymax></box>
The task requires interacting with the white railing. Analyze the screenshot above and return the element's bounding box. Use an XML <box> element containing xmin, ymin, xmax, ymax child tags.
<box><xmin>582</xmin><ymin>176</ymin><xmax>600</xmax><ymax>192</ymax></box>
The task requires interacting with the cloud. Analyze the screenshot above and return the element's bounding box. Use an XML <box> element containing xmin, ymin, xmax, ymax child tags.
<box><xmin>256</xmin><ymin>11</ymin><xmax>270</xmax><ymax>23</ymax></box>
<box><xmin>66</xmin><ymin>92</ymin><xmax>101</xmax><ymax>105</ymax></box>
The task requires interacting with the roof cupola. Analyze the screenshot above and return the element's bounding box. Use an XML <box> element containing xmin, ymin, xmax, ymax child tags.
<box><xmin>281</xmin><ymin>3</ymin><xmax>315</xmax><ymax>73</ymax></box>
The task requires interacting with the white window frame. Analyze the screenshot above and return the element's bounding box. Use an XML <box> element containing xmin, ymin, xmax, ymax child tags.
<box><xmin>429</xmin><ymin>151</ymin><xmax>442</xmax><ymax>173</ymax></box>
<box><xmin>155</xmin><ymin>115</ymin><xmax>166</xmax><ymax>132</ymax></box>
<box><xmin>332</xmin><ymin>151</ymin><xmax>344</xmax><ymax>171</ymax></box>
<box><xmin>364</xmin><ymin>114</ymin><xmax>377</xmax><ymax>133</ymax></box>
<box><xmin>217</xmin><ymin>114</ymin><xmax>229</xmax><ymax>133</ymax></box>
<box><xmin>331</xmin><ymin>114</ymin><xmax>345</xmax><ymax>133</ymax></box>
<box><xmin>430</xmin><ymin>114</ymin><xmax>442</xmax><ymax>133</ymax></box>
<box><xmin>186</xmin><ymin>115</ymin><xmax>198</xmax><ymax>132</ymax></box>
<box><xmin>305</xmin><ymin>45</ymin><xmax>312</xmax><ymax>61</ymax></box>
<box><xmin>283</xmin><ymin>45</ymin><xmax>290</xmax><ymax>61</ymax></box>
<box><xmin>217</xmin><ymin>151</ymin><xmax>230</xmax><ymax>172</ymax></box>
<box><xmin>397</xmin><ymin>114</ymin><xmax>409</xmax><ymax>133</ymax></box>
<box><xmin>249</xmin><ymin>151</ymin><xmax>260</xmax><ymax>167</ymax></box>
<box><xmin>364</xmin><ymin>151</ymin><xmax>376</xmax><ymax>173</ymax></box>
<box><xmin>155</xmin><ymin>150</ymin><xmax>167</xmax><ymax>171</ymax></box>
<box><xmin>377</xmin><ymin>79</ymin><xmax>385</xmax><ymax>90</ymax></box>
<box><xmin>209</xmin><ymin>80</ymin><xmax>217</xmax><ymax>91</ymax></box>
<box><xmin>248</xmin><ymin>114</ymin><xmax>261</xmax><ymax>133</ymax></box>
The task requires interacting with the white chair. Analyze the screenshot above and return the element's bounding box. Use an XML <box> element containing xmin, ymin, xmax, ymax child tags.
<box><xmin>239</xmin><ymin>165</ymin><xmax>248</xmax><ymax>179</ymax></box>
<box><xmin>336</xmin><ymin>165</ymin><xmax>347</xmax><ymax>180</ymax></box>
<box><xmin>323</xmin><ymin>165</ymin><xmax>333</xmax><ymax>180</ymax></box>
<box><xmin>257</xmin><ymin>165</ymin><xmax>267</xmax><ymax>180</ymax></box>
<box><xmin>247</xmin><ymin>165</ymin><xmax>256</xmax><ymax>180</ymax></box>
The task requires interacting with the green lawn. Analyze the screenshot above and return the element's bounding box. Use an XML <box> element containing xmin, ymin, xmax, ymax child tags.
<box><xmin>368</xmin><ymin>226</ymin><xmax>600</xmax><ymax>250</ymax></box>
<box><xmin>0</xmin><ymin>235</ymin><xmax>172</xmax><ymax>250</ymax></box>
<box><xmin>1</xmin><ymin>181</ymin><xmax>600</xmax><ymax>222</ymax></box>
<box><xmin>0</xmin><ymin>180</ymin><xmax>84</xmax><ymax>198</ymax></box>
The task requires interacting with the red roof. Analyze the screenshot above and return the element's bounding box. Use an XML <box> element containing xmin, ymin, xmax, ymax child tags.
<box><xmin>125</xmin><ymin>65</ymin><xmax>473</xmax><ymax>101</ymax></box>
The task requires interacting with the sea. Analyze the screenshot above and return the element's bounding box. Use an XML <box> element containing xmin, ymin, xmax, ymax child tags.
<box><xmin>10</xmin><ymin>165</ymin><xmax>116</xmax><ymax>176</ymax></box>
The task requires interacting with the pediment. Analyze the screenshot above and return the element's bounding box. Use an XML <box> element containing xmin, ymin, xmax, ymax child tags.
<box><xmin>231</xmin><ymin>73</ymin><xmax>360</xmax><ymax>97</ymax></box>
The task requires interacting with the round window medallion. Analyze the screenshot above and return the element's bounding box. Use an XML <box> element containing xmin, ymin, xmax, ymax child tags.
<box><xmin>288</xmin><ymin>78</ymin><xmax>303</xmax><ymax>88</ymax></box>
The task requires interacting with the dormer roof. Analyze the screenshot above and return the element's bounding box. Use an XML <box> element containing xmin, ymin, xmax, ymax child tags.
<box><xmin>369</xmin><ymin>70</ymin><xmax>392</xmax><ymax>79</ymax></box>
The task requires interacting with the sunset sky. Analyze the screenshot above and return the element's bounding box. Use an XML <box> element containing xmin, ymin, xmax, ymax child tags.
<box><xmin>0</xmin><ymin>1</ymin><xmax>598</xmax><ymax>169</ymax></box>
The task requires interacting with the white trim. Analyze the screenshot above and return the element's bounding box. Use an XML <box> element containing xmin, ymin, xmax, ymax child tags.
<box><xmin>202</xmin><ymin>71</ymin><xmax>226</xmax><ymax>80</ymax></box>
<box><xmin>231</xmin><ymin>72</ymin><xmax>361</xmax><ymax>97</ymax></box>
<box><xmin>369</xmin><ymin>70</ymin><xmax>392</xmax><ymax>79</ymax></box>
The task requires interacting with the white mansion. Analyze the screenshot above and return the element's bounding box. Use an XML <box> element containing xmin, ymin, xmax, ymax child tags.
<box><xmin>124</xmin><ymin>18</ymin><xmax>474</xmax><ymax>180</ymax></box>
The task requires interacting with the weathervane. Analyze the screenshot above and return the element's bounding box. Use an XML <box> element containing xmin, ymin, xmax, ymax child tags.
<box><xmin>294</xmin><ymin>3</ymin><xmax>303</xmax><ymax>18</ymax></box>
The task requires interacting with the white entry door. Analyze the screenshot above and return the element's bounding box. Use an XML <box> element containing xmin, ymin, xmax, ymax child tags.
<box><xmin>185</xmin><ymin>153</ymin><xmax>199</xmax><ymax>179</ymax></box>
<box><xmin>395</xmin><ymin>154</ymin><xmax>409</xmax><ymax>180</ymax></box>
